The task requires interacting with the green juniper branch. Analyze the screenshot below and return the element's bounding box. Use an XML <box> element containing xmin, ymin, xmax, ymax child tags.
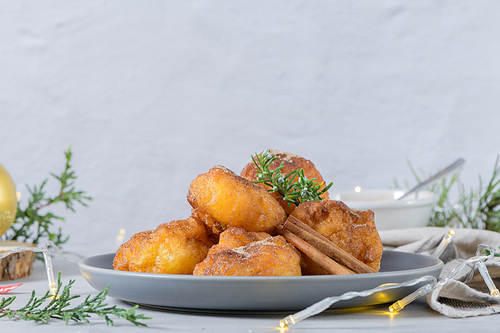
<box><xmin>459</xmin><ymin>155</ymin><xmax>500</xmax><ymax>230</ymax></box>
<box><xmin>0</xmin><ymin>272</ymin><xmax>151</xmax><ymax>326</ymax></box>
<box><xmin>4</xmin><ymin>147</ymin><xmax>92</xmax><ymax>247</ymax></box>
<box><xmin>395</xmin><ymin>156</ymin><xmax>500</xmax><ymax>231</ymax></box>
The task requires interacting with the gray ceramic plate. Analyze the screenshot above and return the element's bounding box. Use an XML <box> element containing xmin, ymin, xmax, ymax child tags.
<box><xmin>79</xmin><ymin>250</ymin><xmax>442</xmax><ymax>312</ymax></box>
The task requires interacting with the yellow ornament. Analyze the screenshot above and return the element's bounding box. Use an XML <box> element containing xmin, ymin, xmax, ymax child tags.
<box><xmin>0</xmin><ymin>163</ymin><xmax>17</xmax><ymax>237</ymax></box>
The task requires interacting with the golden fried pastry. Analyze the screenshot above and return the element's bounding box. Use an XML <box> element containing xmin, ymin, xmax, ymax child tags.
<box><xmin>240</xmin><ymin>149</ymin><xmax>330</xmax><ymax>214</ymax></box>
<box><xmin>193</xmin><ymin>228</ymin><xmax>301</xmax><ymax>276</ymax></box>
<box><xmin>187</xmin><ymin>165</ymin><xmax>286</xmax><ymax>234</ymax></box>
<box><xmin>203</xmin><ymin>227</ymin><xmax>271</xmax><ymax>254</ymax></box>
<box><xmin>291</xmin><ymin>200</ymin><xmax>383</xmax><ymax>273</ymax></box>
<box><xmin>113</xmin><ymin>217</ymin><xmax>214</xmax><ymax>274</ymax></box>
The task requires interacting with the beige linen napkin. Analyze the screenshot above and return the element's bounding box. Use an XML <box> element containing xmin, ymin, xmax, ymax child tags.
<box><xmin>379</xmin><ymin>227</ymin><xmax>500</xmax><ymax>318</ymax></box>
<box><xmin>380</xmin><ymin>227</ymin><xmax>500</xmax><ymax>263</ymax></box>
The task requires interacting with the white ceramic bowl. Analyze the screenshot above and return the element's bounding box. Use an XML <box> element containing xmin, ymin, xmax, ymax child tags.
<box><xmin>330</xmin><ymin>189</ymin><xmax>438</xmax><ymax>231</ymax></box>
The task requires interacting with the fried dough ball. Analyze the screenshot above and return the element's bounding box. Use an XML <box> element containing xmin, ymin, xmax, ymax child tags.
<box><xmin>113</xmin><ymin>217</ymin><xmax>214</xmax><ymax>274</ymax></box>
<box><xmin>291</xmin><ymin>200</ymin><xmax>383</xmax><ymax>273</ymax></box>
<box><xmin>203</xmin><ymin>227</ymin><xmax>272</xmax><ymax>253</ymax></box>
<box><xmin>187</xmin><ymin>165</ymin><xmax>286</xmax><ymax>234</ymax></box>
<box><xmin>240</xmin><ymin>149</ymin><xmax>330</xmax><ymax>214</ymax></box>
<box><xmin>193</xmin><ymin>227</ymin><xmax>301</xmax><ymax>276</ymax></box>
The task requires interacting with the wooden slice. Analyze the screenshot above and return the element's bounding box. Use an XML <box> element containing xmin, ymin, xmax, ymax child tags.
<box><xmin>0</xmin><ymin>241</ymin><xmax>36</xmax><ymax>281</ymax></box>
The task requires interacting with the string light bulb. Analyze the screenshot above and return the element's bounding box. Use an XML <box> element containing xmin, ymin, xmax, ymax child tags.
<box><xmin>388</xmin><ymin>282</ymin><xmax>436</xmax><ymax>313</ymax></box>
<box><xmin>431</xmin><ymin>229</ymin><xmax>455</xmax><ymax>258</ymax></box>
<box><xmin>476</xmin><ymin>260</ymin><xmax>500</xmax><ymax>297</ymax></box>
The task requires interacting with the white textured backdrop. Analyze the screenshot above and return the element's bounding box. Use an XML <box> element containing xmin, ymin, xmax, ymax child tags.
<box><xmin>1</xmin><ymin>1</ymin><xmax>499</xmax><ymax>255</ymax></box>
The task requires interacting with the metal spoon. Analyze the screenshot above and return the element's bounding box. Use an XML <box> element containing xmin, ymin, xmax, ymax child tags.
<box><xmin>396</xmin><ymin>158</ymin><xmax>465</xmax><ymax>201</ymax></box>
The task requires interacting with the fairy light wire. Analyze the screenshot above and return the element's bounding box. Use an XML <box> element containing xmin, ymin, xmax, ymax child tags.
<box><xmin>280</xmin><ymin>241</ymin><xmax>500</xmax><ymax>328</ymax></box>
<box><xmin>388</xmin><ymin>243</ymin><xmax>500</xmax><ymax>313</ymax></box>
<box><xmin>388</xmin><ymin>230</ymin><xmax>456</xmax><ymax>313</ymax></box>
<box><xmin>279</xmin><ymin>275</ymin><xmax>437</xmax><ymax>328</ymax></box>
<box><xmin>279</xmin><ymin>230</ymin><xmax>458</xmax><ymax>328</ymax></box>
<box><xmin>0</xmin><ymin>241</ymin><xmax>73</xmax><ymax>297</ymax></box>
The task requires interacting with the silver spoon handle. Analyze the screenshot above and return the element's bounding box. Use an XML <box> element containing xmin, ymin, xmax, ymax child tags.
<box><xmin>397</xmin><ymin>158</ymin><xmax>465</xmax><ymax>201</ymax></box>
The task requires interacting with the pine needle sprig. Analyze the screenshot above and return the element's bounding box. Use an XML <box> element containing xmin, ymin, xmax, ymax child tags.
<box><xmin>5</xmin><ymin>146</ymin><xmax>92</xmax><ymax>247</ymax></box>
<box><xmin>0</xmin><ymin>272</ymin><xmax>152</xmax><ymax>326</ymax></box>
<box><xmin>251</xmin><ymin>150</ymin><xmax>332</xmax><ymax>207</ymax></box>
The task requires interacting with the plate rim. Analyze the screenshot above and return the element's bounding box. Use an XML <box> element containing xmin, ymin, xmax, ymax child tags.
<box><xmin>79</xmin><ymin>250</ymin><xmax>443</xmax><ymax>282</ymax></box>
<box><xmin>79</xmin><ymin>250</ymin><xmax>443</xmax><ymax>311</ymax></box>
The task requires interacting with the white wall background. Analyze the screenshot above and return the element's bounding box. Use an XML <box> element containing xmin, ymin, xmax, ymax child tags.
<box><xmin>1</xmin><ymin>1</ymin><xmax>499</xmax><ymax>255</ymax></box>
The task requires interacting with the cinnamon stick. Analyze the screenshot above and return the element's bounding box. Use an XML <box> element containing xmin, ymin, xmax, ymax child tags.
<box><xmin>275</xmin><ymin>225</ymin><xmax>354</xmax><ymax>275</ymax></box>
<box><xmin>284</xmin><ymin>216</ymin><xmax>377</xmax><ymax>274</ymax></box>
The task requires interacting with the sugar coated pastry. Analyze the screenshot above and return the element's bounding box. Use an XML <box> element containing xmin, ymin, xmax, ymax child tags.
<box><xmin>187</xmin><ymin>165</ymin><xmax>286</xmax><ymax>234</ymax></box>
<box><xmin>113</xmin><ymin>217</ymin><xmax>214</xmax><ymax>274</ymax></box>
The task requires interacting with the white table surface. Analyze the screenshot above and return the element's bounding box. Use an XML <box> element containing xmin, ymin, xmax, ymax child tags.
<box><xmin>1</xmin><ymin>253</ymin><xmax>499</xmax><ymax>333</ymax></box>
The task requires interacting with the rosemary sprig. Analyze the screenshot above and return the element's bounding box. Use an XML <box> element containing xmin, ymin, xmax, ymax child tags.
<box><xmin>251</xmin><ymin>150</ymin><xmax>332</xmax><ymax>207</ymax></box>
<box><xmin>0</xmin><ymin>272</ymin><xmax>151</xmax><ymax>326</ymax></box>
<box><xmin>4</xmin><ymin>147</ymin><xmax>92</xmax><ymax>247</ymax></box>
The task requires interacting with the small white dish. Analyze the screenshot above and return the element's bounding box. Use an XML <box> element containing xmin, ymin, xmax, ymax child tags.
<box><xmin>330</xmin><ymin>189</ymin><xmax>438</xmax><ymax>230</ymax></box>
